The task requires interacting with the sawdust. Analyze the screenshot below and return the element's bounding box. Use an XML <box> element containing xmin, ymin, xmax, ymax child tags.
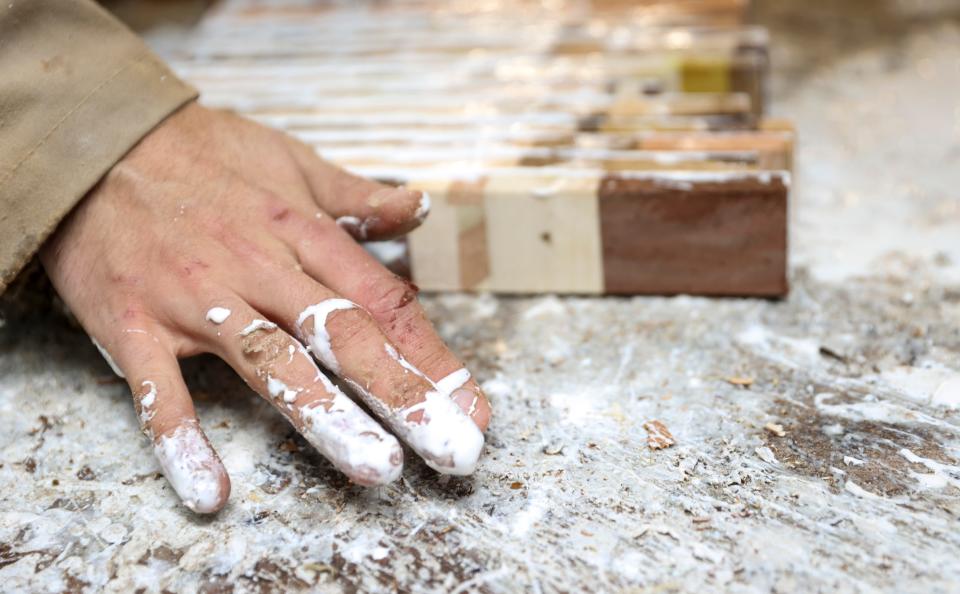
<box><xmin>2</xmin><ymin>1</ymin><xmax>960</xmax><ymax>592</ymax></box>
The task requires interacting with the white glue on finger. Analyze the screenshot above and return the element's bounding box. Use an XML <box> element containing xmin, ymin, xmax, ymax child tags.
<box><xmin>206</xmin><ymin>307</ymin><xmax>232</xmax><ymax>324</ymax></box>
<box><xmin>138</xmin><ymin>380</ymin><xmax>158</xmax><ymax>432</ymax></box>
<box><xmin>278</xmin><ymin>338</ymin><xmax>402</xmax><ymax>485</ymax></box>
<box><xmin>413</xmin><ymin>191</ymin><xmax>431</xmax><ymax>223</ymax></box>
<box><xmin>122</xmin><ymin>328</ymin><xmax>160</xmax><ymax>343</ymax></box>
<box><xmin>91</xmin><ymin>337</ymin><xmax>125</xmax><ymax>378</ymax></box>
<box><xmin>336</xmin><ymin>215</ymin><xmax>372</xmax><ymax>240</ymax></box>
<box><xmin>384</xmin><ymin>343</ymin><xmax>428</xmax><ymax>379</ymax></box>
<box><xmin>267</xmin><ymin>375</ymin><xmax>301</xmax><ymax>404</ymax></box>
<box><xmin>363</xmin><ymin>346</ymin><xmax>483</xmax><ymax>475</ymax></box>
<box><xmin>435</xmin><ymin>368</ymin><xmax>471</xmax><ymax>394</ymax></box>
<box><xmin>436</xmin><ymin>368</ymin><xmax>478</xmax><ymax>415</ymax></box>
<box><xmin>296</xmin><ymin>299</ymin><xmax>357</xmax><ymax>373</ymax></box>
<box><xmin>240</xmin><ymin>319</ymin><xmax>277</xmax><ymax>336</ymax></box>
<box><xmin>399</xmin><ymin>391</ymin><xmax>484</xmax><ymax>475</ymax></box>
<box><xmin>298</xmin><ymin>391</ymin><xmax>404</xmax><ymax>486</ymax></box>
<box><xmin>153</xmin><ymin>420</ymin><xmax>226</xmax><ymax>514</ymax></box>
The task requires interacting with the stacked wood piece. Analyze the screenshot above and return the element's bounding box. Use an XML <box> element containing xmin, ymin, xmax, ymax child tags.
<box><xmin>166</xmin><ymin>0</ymin><xmax>792</xmax><ymax>296</ymax></box>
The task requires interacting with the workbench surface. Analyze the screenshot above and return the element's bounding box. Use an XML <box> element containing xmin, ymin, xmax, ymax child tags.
<box><xmin>2</xmin><ymin>2</ymin><xmax>959</xmax><ymax>592</ymax></box>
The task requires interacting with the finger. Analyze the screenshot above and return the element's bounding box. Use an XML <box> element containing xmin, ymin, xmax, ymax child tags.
<box><xmin>272</xmin><ymin>212</ymin><xmax>492</xmax><ymax>431</ymax></box>
<box><xmin>238</xmin><ymin>270</ymin><xmax>485</xmax><ymax>476</ymax></box>
<box><xmin>103</xmin><ymin>328</ymin><xmax>231</xmax><ymax>514</ymax></box>
<box><xmin>191</xmin><ymin>296</ymin><xmax>403</xmax><ymax>486</ymax></box>
<box><xmin>282</xmin><ymin>133</ymin><xmax>430</xmax><ymax>241</ymax></box>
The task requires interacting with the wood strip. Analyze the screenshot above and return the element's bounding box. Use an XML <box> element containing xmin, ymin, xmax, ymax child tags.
<box><xmin>406</xmin><ymin>178</ymin><xmax>461</xmax><ymax>290</ymax></box>
<box><xmin>476</xmin><ymin>174</ymin><xmax>603</xmax><ymax>293</ymax></box>
<box><xmin>598</xmin><ymin>173</ymin><xmax>788</xmax><ymax>296</ymax></box>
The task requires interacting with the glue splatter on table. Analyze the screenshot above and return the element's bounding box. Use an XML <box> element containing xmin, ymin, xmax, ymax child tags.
<box><xmin>2</xmin><ymin>2</ymin><xmax>960</xmax><ymax>592</ymax></box>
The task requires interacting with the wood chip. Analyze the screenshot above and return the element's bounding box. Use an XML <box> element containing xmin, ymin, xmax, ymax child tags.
<box><xmin>724</xmin><ymin>376</ymin><xmax>754</xmax><ymax>387</ymax></box>
<box><xmin>643</xmin><ymin>419</ymin><xmax>676</xmax><ymax>450</ymax></box>
<box><xmin>818</xmin><ymin>346</ymin><xmax>847</xmax><ymax>362</ymax></box>
<box><xmin>542</xmin><ymin>442</ymin><xmax>564</xmax><ymax>456</ymax></box>
<box><xmin>764</xmin><ymin>422</ymin><xmax>786</xmax><ymax>437</ymax></box>
<box><xmin>691</xmin><ymin>516</ymin><xmax>712</xmax><ymax>524</ymax></box>
<box><xmin>755</xmin><ymin>446</ymin><xmax>778</xmax><ymax>464</ymax></box>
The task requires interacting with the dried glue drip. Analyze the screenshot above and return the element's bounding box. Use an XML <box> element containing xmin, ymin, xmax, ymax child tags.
<box><xmin>139</xmin><ymin>380</ymin><xmax>157</xmax><ymax>430</ymax></box>
<box><xmin>240</xmin><ymin>319</ymin><xmax>277</xmax><ymax>336</ymax></box>
<box><xmin>336</xmin><ymin>215</ymin><xmax>372</xmax><ymax>240</ymax></box>
<box><xmin>435</xmin><ymin>368</ymin><xmax>471</xmax><ymax>394</ymax></box>
<box><xmin>297</xmin><ymin>299</ymin><xmax>357</xmax><ymax>373</ymax></box>
<box><xmin>414</xmin><ymin>191</ymin><xmax>431</xmax><ymax>222</ymax></box>
<box><xmin>153</xmin><ymin>421</ymin><xmax>225</xmax><ymax>514</ymax></box>
<box><xmin>267</xmin><ymin>376</ymin><xmax>300</xmax><ymax>403</ymax></box>
<box><xmin>123</xmin><ymin>328</ymin><xmax>160</xmax><ymax>343</ymax></box>
<box><xmin>436</xmin><ymin>368</ymin><xmax>477</xmax><ymax>415</ymax></box>
<box><xmin>206</xmin><ymin>307</ymin><xmax>232</xmax><ymax>324</ymax></box>
<box><xmin>384</xmin><ymin>343</ymin><xmax>427</xmax><ymax>379</ymax></box>
<box><xmin>91</xmin><ymin>337</ymin><xmax>125</xmax><ymax>378</ymax></box>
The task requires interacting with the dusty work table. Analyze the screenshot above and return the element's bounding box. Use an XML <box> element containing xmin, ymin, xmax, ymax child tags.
<box><xmin>2</xmin><ymin>1</ymin><xmax>960</xmax><ymax>592</ymax></box>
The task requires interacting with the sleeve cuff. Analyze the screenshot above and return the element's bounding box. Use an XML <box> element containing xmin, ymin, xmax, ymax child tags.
<box><xmin>0</xmin><ymin>0</ymin><xmax>198</xmax><ymax>292</ymax></box>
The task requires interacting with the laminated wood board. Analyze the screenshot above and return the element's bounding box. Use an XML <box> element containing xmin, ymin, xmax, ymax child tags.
<box><xmin>333</xmin><ymin>147</ymin><xmax>765</xmax><ymax>174</ymax></box>
<box><xmin>289</xmin><ymin>125</ymin><xmax>795</xmax><ymax>173</ymax></box>
<box><xmin>405</xmin><ymin>170</ymin><xmax>788</xmax><ymax>296</ymax></box>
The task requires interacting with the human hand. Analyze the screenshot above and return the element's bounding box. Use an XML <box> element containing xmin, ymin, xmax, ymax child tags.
<box><xmin>40</xmin><ymin>101</ymin><xmax>492</xmax><ymax>513</ymax></box>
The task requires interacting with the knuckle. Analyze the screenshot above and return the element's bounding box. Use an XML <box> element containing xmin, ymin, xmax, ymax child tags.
<box><xmin>172</xmin><ymin>257</ymin><xmax>212</xmax><ymax>284</ymax></box>
<box><xmin>294</xmin><ymin>216</ymin><xmax>337</xmax><ymax>257</ymax></box>
<box><xmin>212</xmin><ymin>223</ymin><xmax>277</xmax><ymax>270</ymax></box>
<box><xmin>411</xmin><ymin>343</ymin><xmax>450</xmax><ymax>376</ymax></box>
<box><xmin>258</xmin><ymin>189</ymin><xmax>295</xmax><ymax>222</ymax></box>
<box><xmin>112</xmin><ymin>296</ymin><xmax>148</xmax><ymax>322</ymax></box>
<box><xmin>239</xmin><ymin>326</ymin><xmax>288</xmax><ymax>368</ymax></box>
<box><xmin>328</xmin><ymin>308</ymin><xmax>377</xmax><ymax>353</ymax></box>
<box><xmin>362</xmin><ymin>275</ymin><xmax>422</xmax><ymax>329</ymax></box>
<box><xmin>108</xmin><ymin>299</ymin><xmax>162</xmax><ymax>337</ymax></box>
<box><xmin>334</xmin><ymin>170</ymin><xmax>373</xmax><ymax>198</ymax></box>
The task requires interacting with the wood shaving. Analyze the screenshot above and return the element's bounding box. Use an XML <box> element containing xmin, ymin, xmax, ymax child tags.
<box><xmin>643</xmin><ymin>419</ymin><xmax>675</xmax><ymax>450</ymax></box>
<box><xmin>764</xmin><ymin>422</ymin><xmax>786</xmax><ymax>437</ymax></box>
<box><xmin>755</xmin><ymin>446</ymin><xmax>778</xmax><ymax>464</ymax></box>
<box><xmin>724</xmin><ymin>376</ymin><xmax>754</xmax><ymax>387</ymax></box>
<box><xmin>542</xmin><ymin>442</ymin><xmax>564</xmax><ymax>455</ymax></box>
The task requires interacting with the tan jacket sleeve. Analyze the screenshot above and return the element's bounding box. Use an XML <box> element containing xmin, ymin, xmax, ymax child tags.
<box><xmin>0</xmin><ymin>0</ymin><xmax>198</xmax><ymax>293</ymax></box>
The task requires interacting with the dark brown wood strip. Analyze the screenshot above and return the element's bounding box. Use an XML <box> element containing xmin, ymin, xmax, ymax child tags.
<box><xmin>598</xmin><ymin>174</ymin><xmax>788</xmax><ymax>296</ymax></box>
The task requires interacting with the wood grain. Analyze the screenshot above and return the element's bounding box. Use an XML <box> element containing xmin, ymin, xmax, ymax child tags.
<box><xmin>598</xmin><ymin>174</ymin><xmax>788</xmax><ymax>296</ymax></box>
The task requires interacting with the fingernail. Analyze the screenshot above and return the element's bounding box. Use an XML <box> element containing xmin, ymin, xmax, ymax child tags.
<box><xmin>154</xmin><ymin>422</ymin><xmax>230</xmax><ymax>514</ymax></box>
<box><xmin>413</xmin><ymin>190</ymin><xmax>430</xmax><ymax>222</ymax></box>
<box><xmin>451</xmin><ymin>388</ymin><xmax>478</xmax><ymax>416</ymax></box>
<box><xmin>453</xmin><ymin>386</ymin><xmax>491</xmax><ymax>433</ymax></box>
